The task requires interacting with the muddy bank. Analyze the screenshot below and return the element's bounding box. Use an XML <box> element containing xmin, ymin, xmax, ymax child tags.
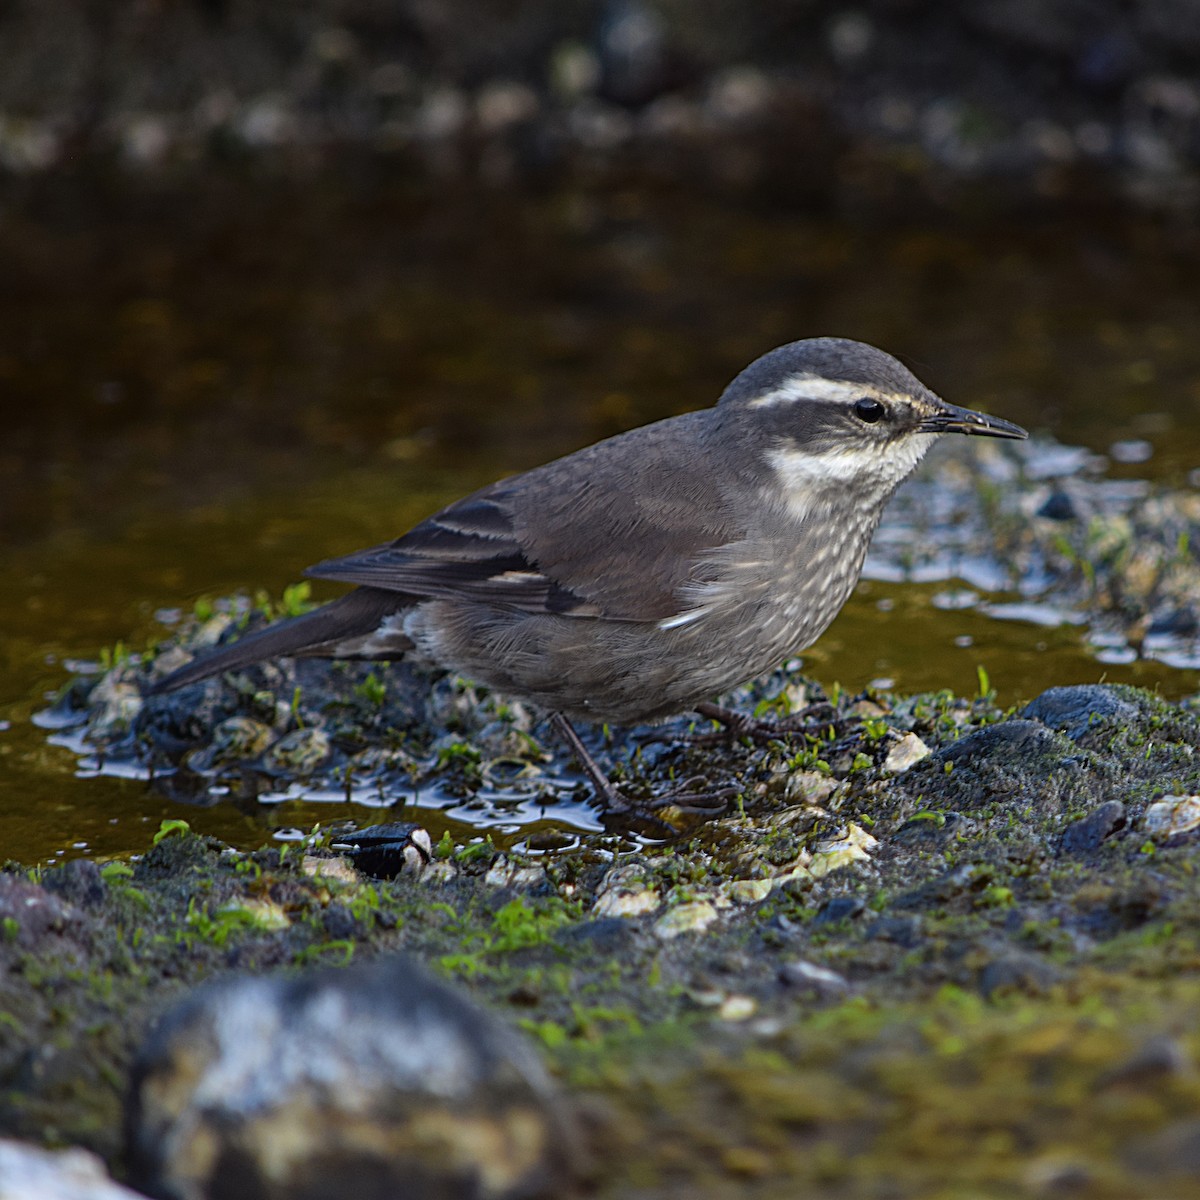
<box><xmin>3</xmin><ymin>2</ymin><xmax>1200</xmax><ymax>209</ymax></box>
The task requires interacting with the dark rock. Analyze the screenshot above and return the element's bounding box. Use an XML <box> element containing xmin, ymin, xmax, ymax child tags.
<box><xmin>42</xmin><ymin>858</ymin><xmax>106</xmax><ymax>909</ymax></box>
<box><xmin>1036</xmin><ymin>489</ymin><xmax>1078</xmax><ymax>520</ymax></box>
<box><xmin>865</xmin><ymin>915</ymin><xmax>923</xmax><ymax>948</ymax></box>
<box><xmin>978</xmin><ymin>952</ymin><xmax>1063</xmax><ymax>999</ymax></box>
<box><xmin>812</xmin><ymin>895</ymin><xmax>865</xmax><ymax>927</ymax></box>
<box><xmin>1021</xmin><ymin>685</ymin><xmax>1140</xmax><ymax>742</ymax></box>
<box><xmin>556</xmin><ymin>916</ymin><xmax>637</xmax><ymax>950</ymax></box>
<box><xmin>1096</xmin><ymin>1035</ymin><xmax>1191</xmax><ymax>1091</ymax></box>
<box><xmin>1059</xmin><ymin>801</ymin><xmax>1126</xmax><ymax>855</ymax></box>
<box><xmin>127</xmin><ymin>955</ymin><xmax>577</xmax><ymax>1200</ymax></box>
<box><xmin>321</xmin><ymin>903</ymin><xmax>362</xmax><ymax>939</ymax></box>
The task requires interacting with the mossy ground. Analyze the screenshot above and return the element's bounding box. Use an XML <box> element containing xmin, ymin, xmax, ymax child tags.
<box><xmin>6</xmin><ymin>661</ymin><xmax>1200</xmax><ymax>1196</ymax></box>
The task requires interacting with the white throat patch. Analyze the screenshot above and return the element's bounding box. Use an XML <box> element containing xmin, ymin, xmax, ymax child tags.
<box><xmin>765</xmin><ymin>433</ymin><xmax>937</xmax><ymax>520</ymax></box>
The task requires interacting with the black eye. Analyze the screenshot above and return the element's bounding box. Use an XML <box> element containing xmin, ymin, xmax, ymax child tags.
<box><xmin>853</xmin><ymin>397</ymin><xmax>885</xmax><ymax>424</ymax></box>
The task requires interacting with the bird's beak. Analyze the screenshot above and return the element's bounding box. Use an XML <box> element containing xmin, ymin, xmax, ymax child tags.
<box><xmin>920</xmin><ymin>400</ymin><xmax>1028</xmax><ymax>440</ymax></box>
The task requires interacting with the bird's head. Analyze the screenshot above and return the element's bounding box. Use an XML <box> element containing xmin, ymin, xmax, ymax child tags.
<box><xmin>715</xmin><ymin>337</ymin><xmax>1027</xmax><ymax>514</ymax></box>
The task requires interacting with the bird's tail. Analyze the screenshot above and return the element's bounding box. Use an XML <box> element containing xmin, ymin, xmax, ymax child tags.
<box><xmin>147</xmin><ymin>587</ymin><xmax>410</xmax><ymax>694</ymax></box>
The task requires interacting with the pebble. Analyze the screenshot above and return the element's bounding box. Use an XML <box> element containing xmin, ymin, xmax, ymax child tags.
<box><xmin>1143</xmin><ymin>794</ymin><xmax>1200</xmax><ymax>839</ymax></box>
<box><xmin>654</xmin><ymin>900</ymin><xmax>719</xmax><ymax>939</ymax></box>
<box><xmin>778</xmin><ymin>960</ymin><xmax>850</xmax><ymax>997</ymax></box>
<box><xmin>882</xmin><ymin>732</ymin><xmax>930</xmax><ymax>773</ymax></box>
<box><xmin>127</xmin><ymin>956</ymin><xmax>575</xmax><ymax>1200</ymax></box>
<box><xmin>593</xmin><ymin>865</ymin><xmax>661</xmax><ymax>918</ymax></box>
<box><xmin>0</xmin><ymin>1140</ymin><xmax>143</xmax><ymax>1200</ymax></box>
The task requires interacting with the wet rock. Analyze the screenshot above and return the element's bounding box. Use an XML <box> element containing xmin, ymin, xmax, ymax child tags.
<box><xmin>0</xmin><ymin>1139</ymin><xmax>144</xmax><ymax>1199</ymax></box>
<box><xmin>1059</xmin><ymin>800</ymin><xmax>1126</xmax><ymax>855</ymax></box>
<box><xmin>127</xmin><ymin>956</ymin><xmax>575</xmax><ymax>1200</ymax></box>
<box><xmin>333</xmin><ymin>823</ymin><xmax>434</xmax><ymax>879</ymax></box>
<box><xmin>1021</xmin><ymin>685</ymin><xmax>1140</xmax><ymax>742</ymax></box>
<box><xmin>261</xmin><ymin>727</ymin><xmax>331</xmax><ymax>774</ymax></box>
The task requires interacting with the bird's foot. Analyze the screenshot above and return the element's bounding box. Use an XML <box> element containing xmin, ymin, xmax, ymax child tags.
<box><xmin>692</xmin><ymin>700</ymin><xmax>844</xmax><ymax>745</ymax></box>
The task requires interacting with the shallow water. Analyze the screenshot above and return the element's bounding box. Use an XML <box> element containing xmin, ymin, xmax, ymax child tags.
<box><xmin>3</xmin><ymin>174</ymin><xmax>1199</xmax><ymax>864</ymax></box>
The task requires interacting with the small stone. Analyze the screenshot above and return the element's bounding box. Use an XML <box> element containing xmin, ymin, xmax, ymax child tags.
<box><xmin>593</xmin><ymin>865</ymin><xmax>661</xmax><ymax>918</ymax></box>
<box><xmin>301</xmin><ymin>855</ymin><xmax>360</xmax><ymax>884</ymax></box>
<box><xmin>978</xmin><ymin>953</ymin><xmax>1062</xmax><ymax>999</ymax></box>
<box><xmin>809</xmin><ymin>823</ymin><xmax>877</xmax><ymax>877</ymax></box>
<box><xmin>718</xmin><ymin>994</ymin><xmax>757</xmax><ymax>1021</ymax></box>
<box><xmin>1059</xmin><ymin>801</ymin><xmax>1126</xmax><ymax>855</ymax></box>
<box><xmin>883</xmin><ymin>732</ymin><xmax>930</xmax><ymax>773</ymax></box>
<box><xmin>127</xmin><ymin>956</ymin><xmax>576</xmax><ymax>1200</ymax></box>
<box><xmin>0</xmin><ymin>1139</ymin><xmax>144</xmax><ymax>1199</ymax></box>
<box><xmin>726</xmin><ymin>878</ymin><xmax>772</xmax><ymax>905</ymax></box>
<box><xmin>812</xmin><ymin>896</ymin><xmax>865</xmax><ymax>927</ymax></box>
<box><xmin>1144</xmin><ymin>795</ymin><xmax>1200</xmax><ymax>840</ymax></box>
<box><xmin>779</xmin><ymin>960</ymin><xmax>850</xmax><ymax>997</ymax></box>
<box><xmin>654</xmin><ymin>900</ymin><xmax>718</xmax><ymax>939</ymax></box>
<box><xmin>1096</xmin><ymin>1035</ymin><xmax>1191</xmax><ymax>1091</ymax></box>
<box><xmin>261</xmin><ymin>727</ymin><xmax>331</xmax><ymax>774</ymax></box>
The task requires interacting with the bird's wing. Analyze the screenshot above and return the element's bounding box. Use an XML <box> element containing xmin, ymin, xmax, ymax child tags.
<box><xmin>305</xmin><ymin>489</ymin><xmax>604</xmax><ymax>617</ymax></box>
<box><xmin>306</xmin><ymin>412</ymin><xmax>752</xmax><ymax>623</ymax></box>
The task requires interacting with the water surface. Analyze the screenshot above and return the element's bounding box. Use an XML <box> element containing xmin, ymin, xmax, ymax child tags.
<box><xmin>3</xmin><ymin>176</ymin><xmax>1199</xmax><ymax>863</ymax></box>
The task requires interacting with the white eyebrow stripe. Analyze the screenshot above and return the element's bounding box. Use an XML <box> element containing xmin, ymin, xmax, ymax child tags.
<box><xmin>748</xmin><ymin>375</ymin><xmax>912</xmax><ymax>409</ymax></box>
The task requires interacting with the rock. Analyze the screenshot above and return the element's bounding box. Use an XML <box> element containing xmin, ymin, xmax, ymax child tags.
<box><xmin>1059</xmin><ymin>800</ymin><xmax>1126</xmax><ymax>855</ymax></box>
<box><xmin>654</xmin><ymin>900</ymin><xmax>719</xmax><ymax>939</ymax></box>
<box><xmin>41</xmin><ymin>859</ymin><xmax>106</xmax><ymax>909</ymax></box>
<box><xmin>1096</xmin><ymin>1035</ymin><xmax>1192</xmax><ymax>1091</ymax></box>
<box><xmin>1144</xmin><ymin>795</ymin><xmax>1200</xmax><ymax>840</ymax></box>
<box><xmin>778</xmin><ymin>960</ymin><xmax>850</xmax><ymax>998</ymax></box>
<box><xmin>127</xmin><ymin>956</ymin><xmax>575</xmax><ymax>1200</ymax></box>
<box><xmin>978</xmin><ymin>952</ymin><xmax>1063</xmax><ymax>999</ymax></box>
<box><xmin>1021</xmin><ymin>685</ymin><xmax>1140</xmax><ymax>742</ymax></box>
<box><xmin>593</xmin><ymin>865</ymin><xmax>661</xmax><ymax>918</ymax></box>
<box><xmin>882</xmin><ymin>731</ymin><xmax>930</xmax><ymax>773</ymax></box>
<box><xmin>812</xmin><ymin>896</ymin><xmax>866</xmax><ymax>927</ymax></box>
<box><xmin>0</xmin><ymin>1139</ymin><xmax>144</xmax><ymax>1200</ymax></box>
<box><xmin>1123</xmin><ymin>1115</ymin><xmax>1200</xmax><ymax>1178</ymax></box>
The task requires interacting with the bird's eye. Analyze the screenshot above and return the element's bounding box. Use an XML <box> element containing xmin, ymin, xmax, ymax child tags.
<box><xmin>853</xmin><ymin>397</ymin><xmax>885</xmax><ymax>424</ymax></box>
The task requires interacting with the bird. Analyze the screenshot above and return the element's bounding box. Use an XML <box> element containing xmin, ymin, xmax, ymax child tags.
<box><xmin>148</xmin><ymin>337</ymin><xmax>1027</xmax><ymax>815</ymax></box>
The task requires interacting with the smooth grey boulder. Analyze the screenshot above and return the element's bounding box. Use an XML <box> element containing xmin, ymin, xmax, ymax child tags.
<box><xmin>126</xmin><ymin>956</ymin><xmax>576</xmax><ymax>1200</ymax></box>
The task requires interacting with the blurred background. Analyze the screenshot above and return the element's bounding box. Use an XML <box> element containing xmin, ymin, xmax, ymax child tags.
<box><xmin>3</xmin><ymin>0</ymin><xmax>1200</xmax><ymax>861</ymax></box>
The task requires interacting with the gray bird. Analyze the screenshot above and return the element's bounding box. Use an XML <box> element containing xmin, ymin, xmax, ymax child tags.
<box><xmin>150</xmin><ymin>338</ymin><xmax>1026</xmax><ymax>812</ymax></box>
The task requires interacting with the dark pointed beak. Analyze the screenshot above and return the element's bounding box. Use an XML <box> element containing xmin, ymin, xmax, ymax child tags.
<box><xmin>920</xmin><ymin>401</ymin><xmax>1028</xmax><ymax>440</ymax></box>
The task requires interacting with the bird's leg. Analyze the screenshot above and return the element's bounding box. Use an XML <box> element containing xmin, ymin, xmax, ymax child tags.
<box><xmin>550</xmin><ymin>712</ymin><xmax>633</xmax><ymax>815</ymax></box>
<box><xmin>550</xmin><ymin>713</ymin><xmax>735</xmax><ymax>825</ymax></box>
<box><xmin>693</xmin><ymin>699</ymin><xmax>843</xmax><ymax>744</ymax></box>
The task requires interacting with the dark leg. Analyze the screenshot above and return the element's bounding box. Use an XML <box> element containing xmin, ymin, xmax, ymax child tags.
<box><xmin>550</xmin><ymin>712</ymin><xmax>633</xmax><ymax>815</ymax></box>
<box><xmin>550</xmin><ymin>712</ymin><xmax>735</xmax><ymax>824</ymax></box>
<box><xmin>694</xmin><ymin>699</ymin><xmax>842</xmax><ymax>744</ymax></box>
